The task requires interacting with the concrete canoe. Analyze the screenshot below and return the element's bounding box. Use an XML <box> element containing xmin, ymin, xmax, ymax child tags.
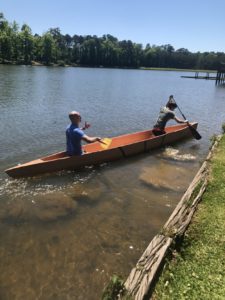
<box><xmin>5</xmin><ymin>123</ymin><xmax>198</xmax><ymax>178</ymax></box>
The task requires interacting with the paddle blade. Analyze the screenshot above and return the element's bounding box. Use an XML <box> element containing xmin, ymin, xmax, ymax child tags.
<box><xmin>188</xmin><ymin>125</ymin><xmax>202</xmax><ymax>140</ymax></box>
<box><xmin>99</xmin><ymin>138</ymin><xmax>112</xmax><ymax>149</ymax></box>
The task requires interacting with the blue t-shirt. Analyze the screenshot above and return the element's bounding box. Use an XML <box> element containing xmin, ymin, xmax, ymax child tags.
<box><xmin>66</xmin><ymin>124</ymin><xmax>85</xmax><ymax>155</ymax></box>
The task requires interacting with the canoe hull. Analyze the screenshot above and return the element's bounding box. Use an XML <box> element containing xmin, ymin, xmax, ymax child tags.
<box><xmin>5</xmin><ymin>123</ymin><xmax>198</xmax><ymax>178</ymax></box>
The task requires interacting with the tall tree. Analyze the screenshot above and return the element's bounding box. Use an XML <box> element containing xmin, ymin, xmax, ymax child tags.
<box><xmin>48</xmin><ymin>27</ymin><xmax>67</xmax><ymax>62</ymax></box>
<box><xmin>18</xmin><ymin>24</ymin><xmax>34</xmax><ymax>63</ymax></box>
<box><xmin>41</xmin><ymin>33</ymin><xmax>57</xmax><ymax>64</ymax></box>
<box><xmin>0</xmin><ymin>13</ymin><xmax>225</xmax><ymax>69</ymax></box>
<box><xmin>0</xmin><ymin>13</ymin><xmax>13</xmax><ymax>61</ymax></box>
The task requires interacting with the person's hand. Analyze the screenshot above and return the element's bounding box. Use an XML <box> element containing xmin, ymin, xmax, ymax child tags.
<box><xmin>84</xmin><ymin>121</ymin><xmax>91</xmax><ymax>129</ymax></box>
<box><xmin>185</xmin><ymin>119</ymin><xmax>189</xmax><ymax>123</ymax></box>
<box><xmin>82</xmin><ymin>122</ymin><xmax>91</xmax><ymax>130</ymax></box>
<box><xmin>96</xmin><ymin>137</ymin><xmax>102</xmax><ymax>142</ymax></box>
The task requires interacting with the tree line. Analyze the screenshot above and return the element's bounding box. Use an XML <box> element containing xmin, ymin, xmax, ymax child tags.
<box><xmin>0</xmin><ymin>13</ymin><xmax>224</xmax><ymax>70</ymax></box>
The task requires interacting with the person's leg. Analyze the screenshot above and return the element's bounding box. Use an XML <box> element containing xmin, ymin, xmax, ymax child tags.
<box><xmin>152</xmin><ymin>129</ymin><xmax>165</xmax><ymax>136</ymax></box>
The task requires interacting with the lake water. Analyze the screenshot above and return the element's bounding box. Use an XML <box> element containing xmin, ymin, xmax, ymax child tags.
<box><xmin>0</xmin><ymin>65</ymin><xmax>224</xmax><ymax>300</ymax></box>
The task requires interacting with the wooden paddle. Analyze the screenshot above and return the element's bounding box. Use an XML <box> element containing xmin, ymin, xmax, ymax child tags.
<box><xmin>99</xmin><ymin>138</ymin><xmax>112</xmax><ymax>149</ymax></box>
<box><xmin>175</xmin><ymin>101</ymin><xmax>202</xmax><ymax>140</ymax></box>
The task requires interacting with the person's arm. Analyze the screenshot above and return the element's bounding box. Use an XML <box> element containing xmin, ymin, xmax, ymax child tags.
<box><xmin>82</xmin><ymin>134</ymin><xmax>101</xmax><ymax>143</ymax></box>
<box><xmin>174</xmin><ymin>115</ymin><xmax>189</xmax><ymax>124</ymax></box>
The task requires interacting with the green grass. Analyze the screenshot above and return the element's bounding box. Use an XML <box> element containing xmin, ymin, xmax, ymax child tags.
<box><xmin>152</xmin><ymin>134</ymin><xmax>225</xmax><ymax>300</ymax></box>
<box><xmin>101</xmin><ymin>274</ymin><xmax>134</xmax><ymax>300</ymax></box>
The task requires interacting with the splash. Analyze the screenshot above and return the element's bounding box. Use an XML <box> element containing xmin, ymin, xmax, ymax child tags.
<box><xmin>161</xmin><ymin>147</ymin><xmax>196</xmax><ymax>161</ymax></box>
<box><xmin>0</xmin><ymin>167</ymin><xmax>101</xmax><ymax>223</ymax></box>
<box><xmin>0</xmin><ymin>167</ymin><xmax>97</xmax><ymax>199</ymax></box>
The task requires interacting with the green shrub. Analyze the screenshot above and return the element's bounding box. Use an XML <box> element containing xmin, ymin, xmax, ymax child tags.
<box><xmin>102</xmin><ymin>275</ymin><xmax>127</xmax><ymax>300</ymax></box>
<box><xmin>222</xmin><ymin>123</ymin><xmax>225</xmax><ymax>134</ymax></box>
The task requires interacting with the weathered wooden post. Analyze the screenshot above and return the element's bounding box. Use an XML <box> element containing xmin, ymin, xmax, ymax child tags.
<box><xmin>216</xmin><ymin>62</ymin><xmax>225</xmax><ymax>85</ymax></box>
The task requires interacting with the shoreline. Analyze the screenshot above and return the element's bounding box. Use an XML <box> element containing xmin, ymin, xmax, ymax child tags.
<box><xmin>103</xmin><ymin>132</ymin><xmax>224</xmax><ymax>299</ymax></box>
<box><xmin>152</xmin><ymin>133</ymin><xmax>225</xmax><ymax>299</ymax></box>
<box><xmin>0</xmin><ymin>61</ymin><xmax>216</xmax><ymax>73</ymax></box>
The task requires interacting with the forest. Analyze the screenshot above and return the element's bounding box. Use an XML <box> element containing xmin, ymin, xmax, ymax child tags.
<box><xmin>0</xmin><ymin>13</ymin><xmax>224</xmax><ymax>70</ymax></box>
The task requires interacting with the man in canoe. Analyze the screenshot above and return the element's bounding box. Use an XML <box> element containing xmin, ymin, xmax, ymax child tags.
<box><xmin>152</xmin><ymin>95</ymin><xmax>189</xmax><ymax>136</ymax></box>
<box><xmin>66</xmin><ymin>111</ymin><xmax>102</xmax><ymax>155</ymax></box>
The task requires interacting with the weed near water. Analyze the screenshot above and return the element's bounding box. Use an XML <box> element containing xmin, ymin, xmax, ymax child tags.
<box><xmin>101</xmin><ymin>275</ymin><xmax>132</xmax><ymax>300</ymax></box>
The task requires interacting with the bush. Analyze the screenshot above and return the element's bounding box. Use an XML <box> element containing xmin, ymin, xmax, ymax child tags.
<box><xmin>57</xmin><ymin>60</ymin><xmax>66</xmax><ymax>66</ymax></box>
<box><xmin>102</xmin><ymin>275</ymin><xmax>127</xmax><ymax>300</ymax></box>
<box><xmin>222</xmin><ymin>123</ymin><xmax>225</xmax><ymax>134</ymax></box>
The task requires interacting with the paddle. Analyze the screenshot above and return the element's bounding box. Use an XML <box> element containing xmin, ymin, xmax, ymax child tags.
<box><xmin>99</xmin><ymin>138</ymin><xmax>112</xmax><ymax>149</ymax></box>
<box><xmin>174</xmin><ymin>101</ymin><xmax>202</xmax><ymax>140</ymax></box>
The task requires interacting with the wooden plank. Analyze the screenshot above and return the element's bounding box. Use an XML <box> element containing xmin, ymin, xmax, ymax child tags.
<box><xmin>124</xmin><ymin>235</ymin><xmax>172</xmax><ymax>300</ymax></box>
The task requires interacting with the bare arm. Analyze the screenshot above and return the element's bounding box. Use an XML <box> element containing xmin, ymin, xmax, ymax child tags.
<box><xmin>82</xmin><ymin>134</ymin><xmax>101</xmax><ymax>143</ymax></box>
<box><xmin>174</xmin><ymin>116</ymin><xmax>189</xmax><ymax>124</ymax></box>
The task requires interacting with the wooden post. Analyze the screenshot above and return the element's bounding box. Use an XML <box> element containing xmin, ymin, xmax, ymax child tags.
<box><xmin>216</xmin><ymin>71</ymin><xmax>221</xmax><ymax>85</ymax></box>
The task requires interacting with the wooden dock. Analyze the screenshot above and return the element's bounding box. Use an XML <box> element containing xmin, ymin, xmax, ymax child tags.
<box><xmin>215</xmin><ymin>62</ymin><xmax>225</xmax><ymax>84</ymax></box>
<box><xmin>181</xmin><ymin>72</ymin><xmax>216</xmax><ymax>80</ymax></box>
<box><xmin>181</xmin><ymin>63</ymin><xmax>225</xmax><ymax>85</ymax></box>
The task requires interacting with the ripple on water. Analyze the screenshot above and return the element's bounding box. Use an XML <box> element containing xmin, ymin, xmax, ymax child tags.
<box><xmin>0</xmin><ymin>167</ymin><xmax>100</xmax><ymax>224</ymax></box>
<box><xmin>0</xmin><ymin>166</ymin><xmax>97</xmax><ymax>198</ymax></box>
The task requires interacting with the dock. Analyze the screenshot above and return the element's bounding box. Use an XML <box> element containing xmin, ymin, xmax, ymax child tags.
<box><xmin>181</xmin><ymin>72</ymin><xmax>216</xmax><ymax>80</ymax></box>
<box><xmin>215</xmin><ymin>62</ymin><xmax>225</xmax><ymax>84</ymax></box>
<box><xmin>181</xmin><ymin>62</ymin><xmax>225</xmax><ymax>85</ymax></box>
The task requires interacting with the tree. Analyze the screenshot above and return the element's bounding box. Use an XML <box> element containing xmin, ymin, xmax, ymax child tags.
<box><xmin>0</xmin><ymin>13</ymin><xmax>225</xmax><ymax>69</ymax></box>
<box><xmin>0</xmin><ymin>13</ymin><xmax>13</xmax><ymax>61</ymax></box>
<box><xmin>101</xmin><ymin>38</ymin><xmax>119</xmax><ymax>66</ymax></box>
<box><xmin>41</xmin><ymin>33</ymin><xmax>57</xmax><ymax>64</ymax></box>
<box><xmin>10</xmin><ymin>21</ymin><xmax>20</xmax><ymax>61</ymax></box>
<box><xmin>18</xmin><ymin>24</ymin><xmax>34</xmax><ymax>63</ymax></box>
<box><xmin>48</xmin><ymin>27</ymin><xmax>68</xmax><ymax>62</ymax></box>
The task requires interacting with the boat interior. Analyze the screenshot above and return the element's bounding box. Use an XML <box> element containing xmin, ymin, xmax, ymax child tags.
<box><xmin>40</xmin><ymin>124</ymin><xmax>188</xmax><ymax>162</ymax></box>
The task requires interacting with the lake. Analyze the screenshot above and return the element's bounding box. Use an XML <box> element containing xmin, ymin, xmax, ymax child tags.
<box><xmin>0</xmin><ymin>65</ymin><xmax>224</xmax><ymax>300</ymax></box>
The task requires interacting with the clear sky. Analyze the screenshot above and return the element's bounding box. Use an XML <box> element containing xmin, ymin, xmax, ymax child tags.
<box><xmin>1</xmin><ymin>0</ymin><xmax>225</xmax><ymax>53</ymax></box>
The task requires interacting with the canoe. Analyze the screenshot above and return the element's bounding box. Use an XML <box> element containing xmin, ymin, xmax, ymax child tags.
<box><xmin>5</xmin><ymin>122</ymin><xmax>198</xmax><ymax>178</ymax></box>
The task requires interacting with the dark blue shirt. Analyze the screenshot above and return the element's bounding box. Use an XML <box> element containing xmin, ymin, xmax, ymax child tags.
<box><xmin>66</xmin><ymin>124</ymin><xmax>84</xmax><ymax>155</ymax></box>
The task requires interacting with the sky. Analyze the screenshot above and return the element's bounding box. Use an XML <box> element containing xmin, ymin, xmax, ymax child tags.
<box><xmin>1</xmin><ymin>0</ymin><xmax>225</xmax><ymax>53</ymax></box>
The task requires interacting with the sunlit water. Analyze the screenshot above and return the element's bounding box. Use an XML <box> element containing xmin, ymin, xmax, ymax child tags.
<box><xmin>0</xmin><ymin>65</ymin><xmax>225</xmax><ymax>300</ymax></box>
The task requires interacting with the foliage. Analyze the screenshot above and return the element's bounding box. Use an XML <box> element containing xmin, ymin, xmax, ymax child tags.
<box><xmin>1</xmin><ymin>12</ymin><xmax>225</xmax><ymax>68</ymax></box>
<box><xmin>210</xmin><ymin>134</ymin><xmax>218</xmax><ymax>146</ymax></box>
<box><xmin>102</xmin><ymin>275</ymin><xmax>129</xmax><ymax>300</ymax></box>
<box><xmin>152</xmin><ymin>135</ymin><xmax>225</xmax><ymax>300</ymax></box>
<box><xmin>222</xmin><ymin>123</ymin><xmax>225</xmax><ymax>133</ymax></box>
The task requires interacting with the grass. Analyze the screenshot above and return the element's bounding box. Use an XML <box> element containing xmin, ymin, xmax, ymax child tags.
<box><xmin>152</xmin><ymin>134</ymin><xmax>225</xmax><ymax>300</ymax></box>
<box><xmin>222</xmin><ymin>123</ymin><xmax>225</xmax><ymax>134</ymax></box>
<box><xmin>102</xmin><ymin>275</ymin><xmax>127</xmax><ymax>300</ymax></box>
